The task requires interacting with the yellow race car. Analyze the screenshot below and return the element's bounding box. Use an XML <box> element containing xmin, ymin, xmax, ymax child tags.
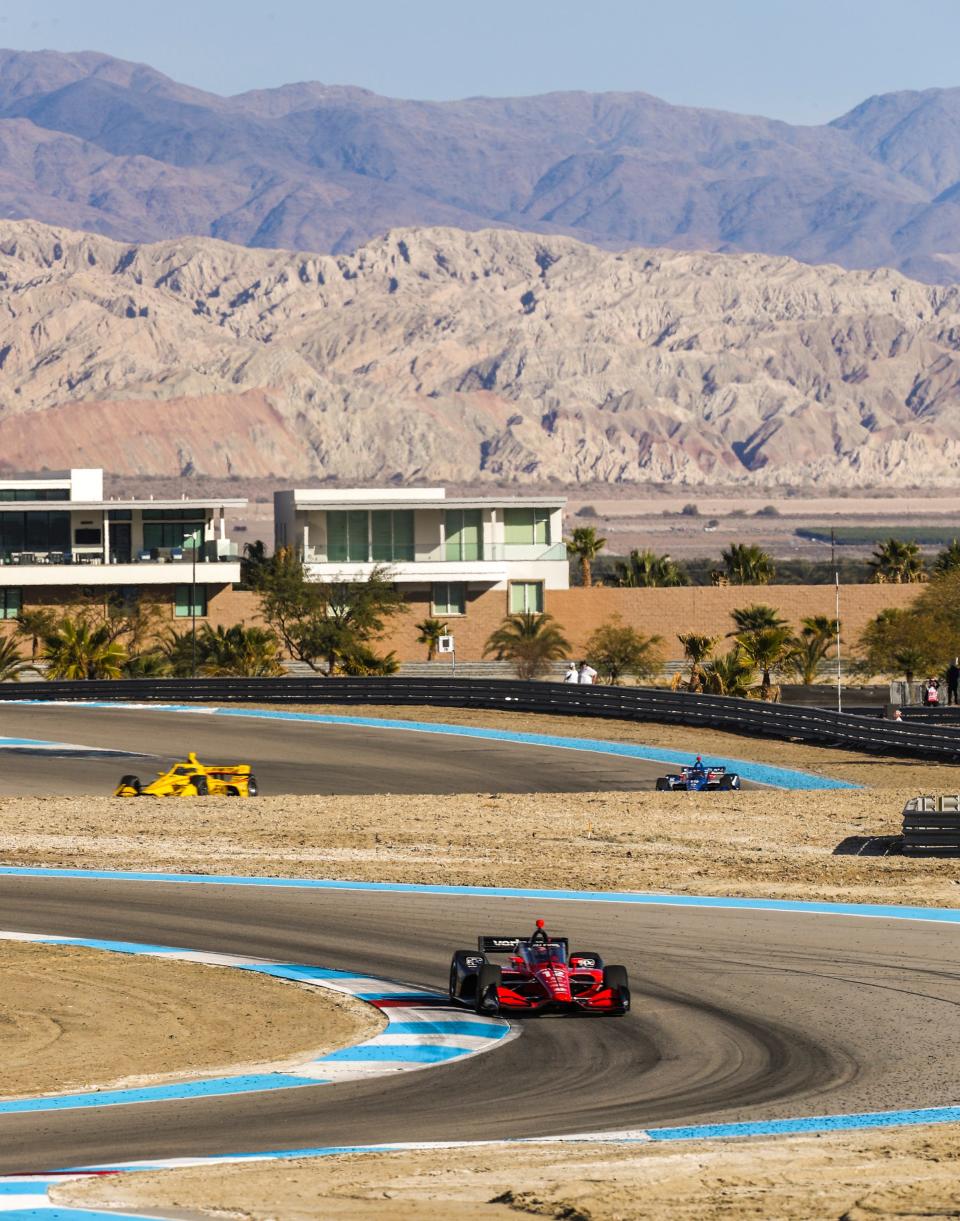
<box><xmin>115</xmin><ymin>753</ymin><xmax>258</xmax><ymax>797</ymax></box>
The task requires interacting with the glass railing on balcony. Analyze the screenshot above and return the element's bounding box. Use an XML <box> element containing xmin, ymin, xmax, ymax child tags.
<box><xmin>301</xmin><ymin>542</ymin><xmax>567</xmax><ymax>564</ymax></box>
<box><xmin>0</xmin><ymin>544</ymin><xmax>232</xmax><ymax>566</ymax></box>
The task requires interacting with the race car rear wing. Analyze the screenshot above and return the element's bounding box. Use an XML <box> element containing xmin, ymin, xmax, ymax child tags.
<box><xmin>479</xmin><ymin>936</ymin><xmax>522</xmax><ymax>952</ymax></box>
<box><xmin>479</xmin><ymin>936</ymin><xmax>570</xmax><ymax>953</ymax></box>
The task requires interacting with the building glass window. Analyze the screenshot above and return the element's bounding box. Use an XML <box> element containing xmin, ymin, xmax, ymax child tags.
<box><xmin>0</xmin><ymin>511</ymin><xmax>70</xmax><ymax>557</ymax></box>
<box><xmin>432</xmin><ymin>581</ymin><xmax>466</xmax><ymax>616</ymax></box>
<box><xmin>371</xmin><ymin>510</ymin><xmax>415</xmax><ymax>562</ymax></box>
<box><xmin>504</xmin><ymin>508</ymin><xmax>550</xmax><ymax>546</ymax></box>
<box><xmin>175</xmin><ymin>584</ymin><xmax>207</xmax><ymax>618</ymax></box>
<box><xmin>326</xmin><ymin>510</ymin><xmax>370</xmax><ymax>562</ymax></box>
<box><xmin>141</xmin><ymin>509</ymin><xmax>205</xmax><ymax>553</ymax></box>
<box><xmin>444</xmin><ymin>509</ymin><xmax>482</xmax><ymax>561</ymax></box>
<box><xmin>509</xmin><ymin>581</ymin><xmax>544</xmax><ymax>614</ymax></box>
<box><xmin>0</xmin><ymin>488</ymin><xmax>69</xmax><ymax>501</ymax></box>
<box><xmin>0</xmin><ymin>588</ymin><xmax>21</xmax><ymax>619</ymax></box>
<box><xmin>74</xmin><ymin>527</ymin><xmax>102</xmax><ymax>545</ymax></box>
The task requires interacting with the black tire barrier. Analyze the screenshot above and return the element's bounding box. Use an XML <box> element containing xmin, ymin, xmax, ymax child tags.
<box><xmin>4</xmin><ymin>676</ymin><xmax>960</xmax><ymax>765</ymax></box>
<box><xmin>902</xmin><ymin>797</ymin><xmax>960</xmax><ymax>855</ymax></box>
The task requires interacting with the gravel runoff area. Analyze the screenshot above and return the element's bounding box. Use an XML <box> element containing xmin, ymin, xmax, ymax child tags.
<box><xmin>13</xmin><ymin>706</ymin><xmax>960</xmax><ymax>1219</ymax></box>
<box><xmin>57</xmin><ymin>1126</ymin><xmax>960</xmax><ymax>1220</ymax></box>
<box><xmin>0</xmin><ymin>941</ymin><xmax>381</xmax><ymax>1100</ymax></box>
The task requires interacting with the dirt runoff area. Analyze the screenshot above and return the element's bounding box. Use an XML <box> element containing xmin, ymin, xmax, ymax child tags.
<box><xmin>56</xmin><ymin>1124</ymin><xmax>960</xmax><ymax>1219</ymax></box>
<box><xmin>0</xmin><ymin>782</ymin><xmax>957</xmax><ymax>907</ymax></box>
<box><xmin>0</xmin><ymin>940</ymin><xmax>380</xmax><ymax>1099</ymax></box>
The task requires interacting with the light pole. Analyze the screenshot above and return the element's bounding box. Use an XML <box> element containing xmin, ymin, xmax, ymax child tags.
<box><xmin>835</xmin><ymin>569</ymin><xmax>842</xmax><ymax>713</ymax></box>
<box><xmin>191</xmin><ymin>531</ymin><xmax>198</xmax><ymax>678</ymax></box>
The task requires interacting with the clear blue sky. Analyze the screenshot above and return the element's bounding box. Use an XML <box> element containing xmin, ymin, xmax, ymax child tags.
<box><xmin>2</xmin><ymin>0</ymin><xmax>959</xmax><ymax>124</ymax></box>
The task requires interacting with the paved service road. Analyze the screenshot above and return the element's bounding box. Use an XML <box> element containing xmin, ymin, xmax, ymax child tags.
<box><xmin>0</xmin><ymin>703</ymin><xmax>689</xmax><ymax>796</ymax></box>
<box><xmin>0</xmin><ymin>875</ymin><xmax>957</xmax><ymax>1171</ymax></box>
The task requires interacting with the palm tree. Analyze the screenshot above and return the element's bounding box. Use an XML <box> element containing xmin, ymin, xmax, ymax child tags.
<box><xmin>721</xmin><ymin>543</ymin><xmax>775</xmax><ymax>585</ymax></box>
<box><xmin>415</xmin><ymin>618</ymin><xmax>449</xmax><ymax>661</ymax></box>
<box><xmin>483</xmin><ymin>612</ymin><xmax>571</xmax><ymax>680</ymax></box>
<box><xmin>702</xmin><ymin>647</ymin><xmax>756</xmax><ymax>697</ymax></box>
<box><xmin>123</xmin><ymin>651</ymin><xmax>172</xmax><ymax>679</ymax></box>
<box><xmin>615</xmin><ymin>550</ymin><xmax>689</xmax><ymax>588</ymax></box>
<box><xmin>42</xmin><ymin>619</ymin><xmax>127</xmax><ymax>680</ymax></box>
<box><xmin>197</xmin><ymin>625</ymin><xmax>285</xmax><ymax>677</ymax></box>
<box><xmin>934</xmin><ymin>539</ymin><xmax>960</xmax><ymax>576</ymax></box>
<box><xmin>735</xmin><ymin>626</ymin><xmax>794</xmax><ymax>699</ymax></box>
<box><xmin>240</xmin><ymin>539</ymin><xmax>271</xmax><ymax>589</ymax></box>
<box><xmin>676</xmin><ymin>633</ymin><xmax>718</xmax><ymax>692</ymax></box>
<box><xmin>565</xmin><ymin>527</ymin><xmax>607</xmax><ymax>588</ymax></box>
<box><xmin>786</xmin><ymin>615</ymin><xmax>840</xmax><ymax>685</ymax></box>
<box><xmin>0</xmin><ymin>635</ymin><xmax>30</xmax><ymax>682</ymax></box>
<box><xmin>869</xmin><ymin>538</ymin><xmax>925</xmax><ymax>584</ymax></box>
<box><xmin>728</xmin><ymin>604</ymin><xmax>787</xmax><ymax>636</ymax></box>
<box><xmin>15</xmin><ymin>607</ymin><xmax>58</xmax><ymax>662</ymax></box>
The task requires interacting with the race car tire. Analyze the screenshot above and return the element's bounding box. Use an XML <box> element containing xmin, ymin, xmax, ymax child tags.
<box><xmin>247</xmin><ymin>776</ymin><xmax>259</xmax><ymax>797</ymax></box>
<box><xmin>655</xmin><ymin>778</ymin><xmax>671</xmax><ymax>791</ymax></box>
<box><xmin>475</xmin><ymin>963</ymin><xmax>502</xmax><ymax>1014</ymax></box>
<box><xmin>719</xmin><ymin>774</ymin><xmax>740</xmax><ymax>791</ymax></box>
<box><xmin>569</xmin><ymin>951</ymin><xmax>604</xmax><ymax>971</ymax></box>
<box><xmin>450</xmin><ymin>949</ymin><xmax>486</xmax><ymax>1002</ymax></box>
<box><xmin>189</xmin><ymin>775</ymin><xmax>209</xmax><ymax>796</ymax></box>
<box><xmin>225</xmin><ymin>786</ymin><xmax>240</xmax><ymax>797</ymax></box>
<box><xmin>117</xmin><ymin>774</ymin><xmax>141</xmax><ymax>795</ymax></box>
<box><xmin>603</xmin><ymin>964</ymin><xmax>631</xmax><ymax>1013</ymax></box>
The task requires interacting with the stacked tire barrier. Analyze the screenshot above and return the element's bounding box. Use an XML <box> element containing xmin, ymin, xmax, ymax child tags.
<box><xmin>3</xmin><ymin>676</ymin><xmax>960</xmax><ymax>764</ymax></box>
<box><xmin>901</xmin><ymin>796</ymin><xmax>960</xmax><ymax>856</ymax></box>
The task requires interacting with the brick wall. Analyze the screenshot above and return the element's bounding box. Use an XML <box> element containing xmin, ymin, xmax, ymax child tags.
<box><xmin>1</xmin><ymin>580</ymin><xmax>925</xmax><ymax>664</ymax></box>
<box><xmin>546</xmin><ymin>583</ymin><xmax>923</xmax><ymax>660</ymax></box>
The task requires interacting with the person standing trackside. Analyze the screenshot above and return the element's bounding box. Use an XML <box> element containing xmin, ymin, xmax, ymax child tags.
<box><xmin>948</xmin><ymin>658</ymin><xmax>960</xmax><ymax>705</ymax></box>
<box><xmin>563</xmin><ymin>662</ymin><xmax>579</xmax><ymax>684</ymax></box>
<box><xmin>578</xmin><ymin>660</ymin><xmax>598</xmax><ymax>685</ymax></box>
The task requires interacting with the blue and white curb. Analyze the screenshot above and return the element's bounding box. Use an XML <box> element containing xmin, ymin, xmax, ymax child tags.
<box><xmin>9</xmin><ymin>700</ymin><xmax>856</xmax><ymax>790</ymax></box>
<box><xmin>0</xmin><ymin>930</ymin><xmax>512</xmax><ymax>1115</ymax></box>
<box><xmin>14</xmin><ymin>1099</ymin><xmax>960</xmax><ymax>1219</ymax></box>
<box><xmin>0</xmin><ymin>736</ymin><xmax>142</xmax><ymax>757</ymax></box>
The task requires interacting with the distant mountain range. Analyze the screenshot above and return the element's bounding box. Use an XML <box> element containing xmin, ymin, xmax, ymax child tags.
<box><xmin>2</xmin><ymin>49</ymin><xmax>960</xmax><ymax>281</ymax></box>
<box><xmin>4</xmin><ymin>219</ymin><xmax>960</xmax><ymax>488</ymax></box>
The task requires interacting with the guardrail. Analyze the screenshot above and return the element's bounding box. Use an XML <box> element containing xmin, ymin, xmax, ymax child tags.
<box><xmin>2</xmin><ymin>677</ymin><xmax>960</xmax><ymax>764</ymax></box>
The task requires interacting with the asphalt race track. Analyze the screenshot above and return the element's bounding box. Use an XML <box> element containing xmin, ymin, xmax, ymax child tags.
<box><xmin>0</xmin><ymin>874</ymin><xmax>959</xmax><ymax>1172</ymax></box>
<box><xmin>0</xmin><ymin>702</ymin><xmax>694</xmax><ymax>795</ymax></box>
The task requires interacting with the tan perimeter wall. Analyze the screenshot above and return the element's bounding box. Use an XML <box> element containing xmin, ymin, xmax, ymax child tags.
<box><xmin>210</xmin><ymin>581</ymin><xmax>925</xmax><ymax>663</ymax></box>
<box><xmin>4</xmin><ymin>581</ymin><xmax>926</xmax><ymax>665</ymax></box>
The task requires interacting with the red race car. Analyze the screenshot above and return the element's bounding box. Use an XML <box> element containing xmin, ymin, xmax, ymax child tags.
<box><xmin>448</xmin><ymin>919</ymin><xmax>630</xmax><ymax>1016</ymax></box>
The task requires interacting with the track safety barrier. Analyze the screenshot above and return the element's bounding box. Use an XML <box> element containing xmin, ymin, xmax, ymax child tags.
<box><xmin>902</xmin><ymin>795</ymin><xmax>960</xmax><ymax>856</ymax></box>
<box><xmin>3</xmin><ymin>676</ymin><xmax>960</xmax><ymax>764</ymax></box>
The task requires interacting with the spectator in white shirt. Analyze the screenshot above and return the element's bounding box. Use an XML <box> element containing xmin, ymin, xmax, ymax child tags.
<box><xmin>563</xmin><ymin>662</ymin><xmax>579</xmax><ymax>683</ymax></box>
<box><xmin>578</xmin><ymin>661</ymin><xmax>598</xmax><ymax>685</ymax></box>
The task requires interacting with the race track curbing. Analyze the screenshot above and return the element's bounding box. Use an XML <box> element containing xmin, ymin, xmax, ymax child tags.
<box><xmin>0</xmin><ymin>930</ymin><xmax>512</xmax><ymax>1116</ymax></box>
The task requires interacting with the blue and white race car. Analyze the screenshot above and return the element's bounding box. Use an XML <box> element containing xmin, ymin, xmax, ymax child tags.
<box><xmin>655</xmin><ymin>756</ymin><xmax>741</xmax><ymax>792</ymax></box>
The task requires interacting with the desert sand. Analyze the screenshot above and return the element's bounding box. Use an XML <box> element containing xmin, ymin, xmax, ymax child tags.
<box><xmin>0</xmin><ymin>941</ymin><xmax>381</xmax><ymax>1099</ymax></box>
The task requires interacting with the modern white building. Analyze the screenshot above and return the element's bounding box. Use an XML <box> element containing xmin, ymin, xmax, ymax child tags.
<box><xmin>274</xmin><ymin>487</ymin><xmax>568</xmax><ymax>615</ymax></box>
<box><xmin>0</xmin><ymin>468</ymin><xmax>245</xmax><ymax>621</ymax></box>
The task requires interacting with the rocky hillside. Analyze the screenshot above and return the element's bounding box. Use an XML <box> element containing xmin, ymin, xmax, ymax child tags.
<box><xmin>3</xmin><ymin>219</ymin><xmax>960</xmax><ymax>487</ymax></box>
<box><xmin>4</xmin><ymin>50</ymin><xmax>960</xmax><ymax>282</ymax></box>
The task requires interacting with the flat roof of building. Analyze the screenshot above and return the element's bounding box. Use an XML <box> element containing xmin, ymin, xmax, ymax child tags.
<box><xmin>0</xmin><ymin>499</ymin><xmax>247</xmax><ymax>510</ymax></box>
<box><xmin>286</xmin><ymin>491</ymin><xmax>565</xmax><ymax>510</ymax></box>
